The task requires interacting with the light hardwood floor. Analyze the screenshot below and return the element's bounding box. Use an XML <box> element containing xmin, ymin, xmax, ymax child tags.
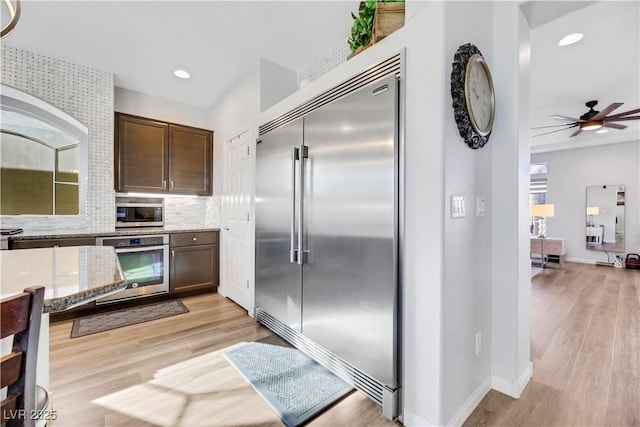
<box><xmin>48</xmin><ymin>293</ymin><xmax>398</xmax><ymax>427</ymax></box>
<box><xmin>49</xmin><ymin>262</ymin><xmax>639</xmax><ymax>426</ymax></box>
<box><xmin>464</xmin><ymin>262</ymin><xmax>640</xmax><ymax>426</ymax></box>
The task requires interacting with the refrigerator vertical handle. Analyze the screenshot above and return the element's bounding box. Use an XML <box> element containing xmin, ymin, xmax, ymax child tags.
<box><xmin>290</xmin><ymin>147</ymin><xmax>299</xmax><ymax>263</ymax></box>
<box><xmin>297</xmin><ymin>145</ymin><xmax>308</xmax><ymax>265</ymax></box>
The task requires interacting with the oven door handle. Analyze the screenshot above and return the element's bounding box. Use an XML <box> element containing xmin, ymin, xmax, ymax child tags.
<box><xmin>110</xmin><ymin>245</ymin><xmax>167</xmax><ymax>253</ymax></box>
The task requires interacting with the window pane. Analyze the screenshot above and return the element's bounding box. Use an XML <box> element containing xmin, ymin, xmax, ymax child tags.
<box><xmin>56</xmin><ymin>146</ymin><xmax>79</xmax><ymax>183</ymax></box>
<box><xmin>55</xmin><ymin>183</ymin><xmax>79</xmax><ymax>215</ymax></box>
<box><xmin>0</xmin><ymin>133</ymin><xmax>54</xmax><ymax>214</ymax></box>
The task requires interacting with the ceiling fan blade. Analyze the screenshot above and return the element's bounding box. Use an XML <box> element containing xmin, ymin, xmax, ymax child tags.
<box><xmin>549</xmin><ymin>115</ymin><xmax>582</xmax><ymax>121</ymax></box>
<box><xmin>531</xmin><ymin>123</ymin><xmax>577</xmax><ymax>129</ymax></box>
<box><xmin>569</xmin><ymin>128</ymin><xmax>582</xmax><ymax>137</ymax></box>
<box><xmin>605</xmin><ymin>108</ymin><xmax>640</xmax><ymax>119</ymax></box>
<box><xmin>591</xmin><ymin>102</ymin><xmax>624</xmax><ymax>120</ymax></box>
<box><xmin>533</xmin><ymin>124</ymin><xmax>578</xmax><ymax>137</ymax></box>
<box><xmin>603</xmin><ymin>123</ymin><xmax>628</xmax><ymax>130</ymax></box>
<box><xmin>605</xmin><ymin>115</ymin><xmax>640</xmax><ymax>122</ymax></box>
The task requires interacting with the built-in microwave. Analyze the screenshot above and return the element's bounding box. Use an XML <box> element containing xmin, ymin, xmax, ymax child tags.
<box><xmin>115</xmin><ymin>196</ymin><xmax>164</xmax><ymax>228</ymax></box>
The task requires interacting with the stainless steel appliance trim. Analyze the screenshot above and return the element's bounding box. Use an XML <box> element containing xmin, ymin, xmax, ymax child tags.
<box><xmin>256</xmin><ymin>307</ymin><xmax>399</xmax><ymax>419</ymax></box>
<box><xmin>115</xmin><ymin>221</ymin><xmax>164</xmax><ymax>228</ymax></box>
<box><xmin>259</xmin><ymin>53</ymin><xmax>401</xmax><ymax>135</ymax></box>
<box><xmin>290</xmin><ymin>146</ymin><xmax>299</xmax><ymax>263</ymax></box>
<box><xmin>109</xmin><ymin>244</ymin><xmax>166</xmax><ymax>254</ymax></box>
<box><xmin>297</xmin><ymin>144</ymin><xmax>308</xmax><ymax>265</ymax></box>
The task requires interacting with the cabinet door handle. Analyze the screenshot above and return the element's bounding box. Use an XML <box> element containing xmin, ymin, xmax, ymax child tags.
<box><xmin>163</xmin><ymin>180</ymin><xmax>167</xmax><ymax>190</ymax></box>
<box><xmin>170</xmin><ymin>181</ymin><xmax>174</xmax><ymax>190</ymax></box>
<box><xmin>171</xmin><ymin>249</ymin><xmax>175</xmax><ymax>259</ymax></box>
<box><xmin>192</xmin><ymin>237</ymin><xmax>197</xmax><ymax>241</ymax></box>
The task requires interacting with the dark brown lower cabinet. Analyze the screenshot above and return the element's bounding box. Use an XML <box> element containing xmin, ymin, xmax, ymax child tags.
<box><xmin>10</xmin><ymin>237</ymin><xmax>96</xmax><ymax>249</ymax></box>
<box><xmin>170</xmin><ymin>231</ymin><xmax>219</xmax><ymax>294</ymax></box>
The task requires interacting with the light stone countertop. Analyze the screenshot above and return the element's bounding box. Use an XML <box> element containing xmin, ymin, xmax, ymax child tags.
<box><xmin>0</xmin><ymin>246</ymin><xmax>126</xmax><ymax>313</ymax></box>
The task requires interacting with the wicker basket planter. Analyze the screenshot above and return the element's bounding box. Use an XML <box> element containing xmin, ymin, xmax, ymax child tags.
<box><xmin>373</xmin><ymin>2</ymin><xmax>405</xmax><ymax>42</ymax></box>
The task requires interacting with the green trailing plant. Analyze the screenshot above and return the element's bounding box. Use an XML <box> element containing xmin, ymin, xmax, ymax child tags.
<box><xmin>347</xmin><ymin>0</ymin><xmax>406</xmax><ymax>54</ymax></box>
<box><xmin>348</xmin><ymin>0</ymin><xmax>376</xmax><ymax>53</ymax></box>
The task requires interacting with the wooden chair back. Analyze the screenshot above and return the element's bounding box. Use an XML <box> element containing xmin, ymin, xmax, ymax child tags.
<box><xmin>1</xmin><ymin>286</ymin><xmax>45</xmax><ymax>427</ymax></box>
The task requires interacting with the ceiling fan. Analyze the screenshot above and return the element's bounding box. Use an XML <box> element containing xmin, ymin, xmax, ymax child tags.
<box><xmin>533</xmin><ymin>100</ymin><xmax>640</xmax><ymax>137</ymax></box>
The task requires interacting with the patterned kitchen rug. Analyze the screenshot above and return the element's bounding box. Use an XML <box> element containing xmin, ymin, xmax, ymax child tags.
<box><xmin>224</xmin><ymin>340</ymin><xmax>353</xmax><ymax>427</ymax></box>
<box><xmin>70</xmin><ymin>300</ymin><xmax>189</xmax><ymax>338</ymax></box>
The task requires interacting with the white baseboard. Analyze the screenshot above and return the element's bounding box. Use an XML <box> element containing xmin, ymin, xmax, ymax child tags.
<box><xmin>491</xmin><ymin>361</ymin><xmax>532</xmax><ymax>398</ymax></box>
<box><xmin>402</xmin><ymin>408</ymin><xmax>436</xmax><ymax>427</ymax></box>
<box><xmin>565</xmin><ymin>257</ymin><xmax>598</xmax><ymax>264</ymax></box>
<box><xmin>446</xmin><ymin>377</ymin><xmax>492</xmax><ymax>426</ymax></box>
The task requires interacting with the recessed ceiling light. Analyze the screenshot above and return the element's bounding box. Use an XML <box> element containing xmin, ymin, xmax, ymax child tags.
<box><xmin>558</xmin><ymin>33</ymin><xmax>583</xmax><ymax>46</ymax></box>
<box><xmin>596</xmin><ymin>129</ymin><xmax>609</xmax><ymax>134</ymax></box>
<box><xmin>174</xmin><ymin>69</ymin><xmax>190</xmax><ymax>79</ymax></box>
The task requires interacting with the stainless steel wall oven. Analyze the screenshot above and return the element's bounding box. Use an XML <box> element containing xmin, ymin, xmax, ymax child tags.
<box><xmin>96</xmin><ymin>234</ymin><xmax>169</xmax><ymax>304</ymax></box>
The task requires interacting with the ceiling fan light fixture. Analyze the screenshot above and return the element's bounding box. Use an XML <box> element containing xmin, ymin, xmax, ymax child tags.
<box><xmin>580</xmin><ymin>120</ymin><xmax>602</xmax><ymax>131</ymax></box>
<box><xmin>558</xmin><ymin>33</ymin><xmax>584</xmax><ymax>46</ymax></box>
<box><xmin>596</xmin><ymin>129</ymin><xmax>608</xmax><ymax>134</ymax></box>
<box><xmin>173</xmin><ymin>69</ymin><xmax>191</xmax><ymax>79</ymax></box>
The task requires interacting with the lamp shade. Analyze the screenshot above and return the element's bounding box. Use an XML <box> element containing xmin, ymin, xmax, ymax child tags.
<box><xmin>531</xmin><ymin>203</ymin><xmax>555</xmax><ymax>217</ymax></box>
<box><xmin>586</xmin><ymin>206</ymin><xmax>599</xmax><ymax>215</ymax></box>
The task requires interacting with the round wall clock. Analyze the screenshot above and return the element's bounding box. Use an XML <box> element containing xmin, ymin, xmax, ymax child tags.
<box><xmin>451</xmin><ymin>43</ymin><xmax>495</xmax><ymax>149</ymax></box>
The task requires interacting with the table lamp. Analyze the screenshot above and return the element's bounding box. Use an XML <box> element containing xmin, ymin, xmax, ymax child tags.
<box><xmin>531</xmin><ymin>203</ymin><xmax>554</xmax><ymax>238</ymax></box>
<box><xmin>586</xmin><ymin>206</ymin><xmax>599</xmax><ymax>225</ymax></box>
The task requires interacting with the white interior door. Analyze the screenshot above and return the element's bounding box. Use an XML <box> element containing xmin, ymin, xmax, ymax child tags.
<box><xmin>222</xmin><ymin>128</ymin><xmax>253</xmax><ymax>311</ymax></box>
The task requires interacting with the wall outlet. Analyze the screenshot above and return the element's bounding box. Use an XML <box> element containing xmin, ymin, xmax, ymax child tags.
<box><xmin>475</xmin><ymin>331</ymin><xmax>482</xmax><ymax>355</ymax></box>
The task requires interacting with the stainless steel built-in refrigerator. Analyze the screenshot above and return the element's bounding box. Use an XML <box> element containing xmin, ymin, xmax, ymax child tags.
<box><xmin>255</xmin><ymin>55</ymin><xmax>401</xmax><ymax>419</ymax></box>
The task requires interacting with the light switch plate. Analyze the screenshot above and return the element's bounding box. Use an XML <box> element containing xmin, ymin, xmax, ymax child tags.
<box><xmin>450</xmin><ymin>195</ymin><xmax>465</xmax><ymax>218</ymax></box>
<box><xmin>476</xmin><ymin>196</ymin><xmax>486</xmax><ymax>217</ymax></box>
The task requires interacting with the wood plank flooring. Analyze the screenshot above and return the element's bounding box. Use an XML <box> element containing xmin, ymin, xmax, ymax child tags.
<box><xmin>48</xmin><ymin>262</ymin><xmax>640</xmax><ymax>426</ymax></box>
<box><xmin>48</xmin><ymin>293</ymin><xmax>398</xmax><ymax>427</ymax></box>
<box><xmin>465</xmin><ymin>262</ymin><xmax>640</xmax><ymax>426</ymax></box>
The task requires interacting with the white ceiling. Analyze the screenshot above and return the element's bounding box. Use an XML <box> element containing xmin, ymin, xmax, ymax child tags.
<box><xmin>529</xmin><ymin>0</ymin><xmax>640</xmax><ymax>151</ymax></box>
<box><xmin>4</xmin><ymin>1</ymin><xmax>357</xmax><ymax>108</ymax></box>
<box><xmin>4</xmin><ymin>1</ymin><xmax>639</xmax><ymax>151</ymax></box>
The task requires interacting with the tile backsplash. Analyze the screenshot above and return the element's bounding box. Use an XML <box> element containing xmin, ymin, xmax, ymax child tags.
<box><xmin>1</xmin><ymin>45</ymin><xmax>219</xmax><ymax>236</ymax></box>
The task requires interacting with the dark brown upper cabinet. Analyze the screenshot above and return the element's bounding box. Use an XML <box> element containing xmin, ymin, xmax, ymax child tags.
<box><xmin>115</xmin><ymin>113</ymin><xmax>213</xmax><ymax>196</ymax></box>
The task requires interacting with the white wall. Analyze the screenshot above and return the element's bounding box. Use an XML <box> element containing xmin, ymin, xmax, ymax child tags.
<box><xmin>531</xmin><ymin>141</ymin><xmax>640</xmax><ymax>262</ymax></box>
<box><xmin>207</xmin><ymin>58</ymin><xmax>296</xmax><ymax>301</ymax></box>
<box><xmin>115</xmin><ymin>87</ymin><xmax>211</xmax><ymax>129</ymax></box>
<box><xmin>490</xmin><ymin>1</ymin><xmax>533</xmax><ymax>404</ymax></box>
<box><xmin>442</xmin><ymin>1</ymin><xmax>494</xmax><ymax>424</ymax></box>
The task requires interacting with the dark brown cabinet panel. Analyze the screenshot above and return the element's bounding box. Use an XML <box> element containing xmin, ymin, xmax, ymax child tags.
<box><xmin>170</xmin><ymin>231</ymin><xmax>219</xmax><ymax>294</ymax></box>
<box><xmin>115</xmin><ymin>114</ymin><xmax>169</xmax><ymax>193</ymax></box>
<box><xmin>10</xmin><ymin>237</ymin><xmax>96</xmax><ymax>249</ymax></box>
<box><xmin>169</xmin><ymin>125</ymin><xmax>212</xmax><ymax>195</ymax></box>
<box><xmin>115</xmin><ymin>113</ymin><xmax>213</xmax><ymax>195</ymax></box>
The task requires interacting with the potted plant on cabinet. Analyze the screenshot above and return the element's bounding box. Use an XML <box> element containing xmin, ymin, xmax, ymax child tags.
<box><xmin>348</xmin><ymin>0</ymin><xmax>405</xmax><ymax>59</ymax></box>
<box><xmin>347</xmin><ymin>0</ymin><xmax>377</xmax><ymax>58</ymax></box>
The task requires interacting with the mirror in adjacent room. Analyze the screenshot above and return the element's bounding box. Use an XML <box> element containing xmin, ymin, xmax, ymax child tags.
<box><xmin>0</xmin><ymin>84</ymin><xmax>87</xmax><ymax>216</ymax></box>
<box><xmin>585</xmin><ymin>185</ymin><xmax>625</xmax><ymax>252</ymax></box>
